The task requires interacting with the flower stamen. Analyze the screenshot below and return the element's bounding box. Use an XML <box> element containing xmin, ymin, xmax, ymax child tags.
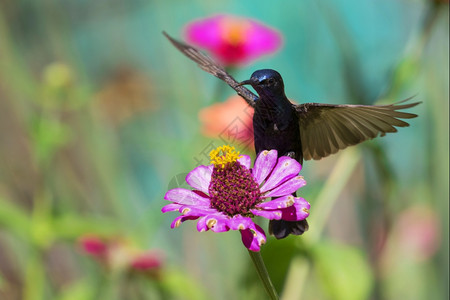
<box><xmin>209</xmin><ymin>145</ymin><xmax>241</xmax><ymax>168</ymax></box>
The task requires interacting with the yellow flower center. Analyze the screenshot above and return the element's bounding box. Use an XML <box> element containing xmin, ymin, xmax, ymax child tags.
<box><xmin>220</xmin><ymin>18</ymin><xmax>250</xmax><ymax>45</ymax></box>
<box><xmin>209</xmin><ymin>145</ymin><xmax>241</xmax><ymax>168</ymax></box>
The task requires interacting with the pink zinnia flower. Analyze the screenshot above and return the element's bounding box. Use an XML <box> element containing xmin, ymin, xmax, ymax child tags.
<box><xmin>162</xmin><ymin>145</ymin><xmax>309</xmax><ymax>252</ymax></box>
<box><xmin>184</xmin><ymin>14</ymin><xmax>282</xmax><ymax>66</ymax></box>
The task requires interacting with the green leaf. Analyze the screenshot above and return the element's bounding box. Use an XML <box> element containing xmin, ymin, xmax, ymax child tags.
<box><xmin>161</xmin><ymin>268</ymin><xmax>209</xmax><ymax>300</ymax></box>
<box><xmin>52</xmin><ymin>213</ymin><xmax>122</xmax><ymax>239</ymax></box>
<box><xmin>30</xmin><ymin>117</ymin><xmax>72</xmax><ymax>164</ymax></box>
<box><xmin>24</xmin><ymin>251</ymin><xmax>45</xmax><ymax>300</ymax></box>
<box><xmin>312</xmin><ymin>240</ymin><xmax>374</xmax><ymax>300</ymax></box>
<box><xmin>30</xmin><ymin>194</ymin><xmax>54</xmax><ymax>249</ymax></box>
<box><xmin>57</xmin><ymin>279</ymin><xmax>95</xmax><ymax>300</ymax></box>
<box><xmin>0</xmin><ymin>195</ymin><xmax>30</xmax><ymax>239</ymax></box>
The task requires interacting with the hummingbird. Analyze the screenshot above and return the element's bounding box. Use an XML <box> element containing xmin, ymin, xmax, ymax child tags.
<box><xmin>163</xmin><ymin>32</ymin><xmax>420</xmax><ymax>239</ymax></box>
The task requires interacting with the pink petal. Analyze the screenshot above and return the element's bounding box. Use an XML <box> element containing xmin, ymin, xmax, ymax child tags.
<box><xmin>237</xmin><ymin>154</ymin><xmax>251</xmax><ymax>170</ymax></box>
<box><xmin>280</xmin><ymin>198</ymin><xmax>310</xmax><ymax>222</ymax></box>
<box><xmin>208</xmin><ymin>214</ymin><xmax>232</xmax><ymax>232</ymax></box>
<box><xmin>179</xmin><ymin>205</ymin><xmax>216</xmax><ymax>216</ymax></box>
<box><xmin>185</xmin><ymin>165</ymin><xmax>213</xmax><ymax>193</ymax></box>
<box><xmin>184</xmin><ymin>15</ymin><xmax>224</xmax><ymax>48</ymax></box>
<box><xmin>256</xmin><ymin>195</ymin><xmax>296</xmax><ymax>210</ymax></box>
<box><xmin>170</xmin><ymin>215</ymin><xmax>199</xmax><ymax>228</ymax></box>
<box><xmin>164</xmin><ymin>188</ymin><xmax>210</xmax><ymax>206</ymax></box>
<box><xmin>260</xmin><ymin>157</ymin><xmax>301</xmax><ymax>193</ymax></box>
<box><xmin>161</xmin><ymin>203</ymin><xmax>182</xmax><ymax>213</ymax></box>
<box><xmin>240</xmin><ymin>224</ymin><xmax>266</xmax><ymax>252</ymax></box>
<box><xmin>252</xmin><ymin>150</ymin><xmax>278</xmax><ymax>185</ymax></box>
<box><xmin>250</xmin><ymin>208</ymin><xmax>282</xmax><ymax>220</ymax></box>
<box><xmin>244</xmin><ymin>21</ymin><xmax>282</xmax><ymax>58</ymax></box>
<box><xmin>227</xmin><ymin>215</ymin><xmax>255</xmax><ymax>230</ymax></box>
<box><xmin>196</xmin><ymin>215</ymin><xmax>209</xmax><ymax>232</ymax></box>
<box><xmin>263</xmin><ymin>176</ymin><xmax>306</xmax><ymax>198</ymax></box>
<box><xmin>196</xmin><ymin>213</ymin><xmax>231</xmax><ymax>233</ymax></box>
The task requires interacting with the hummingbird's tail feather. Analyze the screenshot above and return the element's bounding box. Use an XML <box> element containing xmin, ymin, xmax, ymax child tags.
<box><xmin>269</xmin><ymin>219</ymin><xmax>309</xmax><ymax>239</ymax></box>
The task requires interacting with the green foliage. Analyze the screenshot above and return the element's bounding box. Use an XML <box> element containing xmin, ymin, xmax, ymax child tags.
<box><xmin>30</xmin><ymin>117</ymin><xmax>72</xmax><ymax>166</ymax></box>
<box><xmin>57</xmin><ymin>279</ymin><xmax>96</xmax><ymax>300</ymax></box>
<box><xmin>0</xmin><ymin>196</ymin><xmax>30</xmax><ymax>240</ymax></box>
<box><xmin>161</xmin><ymin>269</ymin><xmax>210</xmax><ymax>300</ymax></box>
<box><xmin>312</xmin><ymin>240</ymin><xmax>373</xmax><ymax>300</ymax></box>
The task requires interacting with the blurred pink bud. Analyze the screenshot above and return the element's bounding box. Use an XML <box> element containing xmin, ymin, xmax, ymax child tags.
<box><xmin>185</xmin><ymin>14</ymin><xmax>282</xmax><ymax>66</ymax></box>
<box><xmin>131</xmin><ymin>250</ymin><xmax>164</xmax><ymax>271</ymax></box>
<box><xmin>78</xmin><ymin>235</ymin><xmax>108</xmax><ymax>257</ymax></box>
<box><xmin>394</xmin><ymin>205</ymin><xmax>440</xmax><ymax>261</ymax></box>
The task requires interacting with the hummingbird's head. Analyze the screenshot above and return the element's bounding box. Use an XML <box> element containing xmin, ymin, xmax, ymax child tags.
<box><xmin>239</xmin><ymin>69</ymin><xmax>285</xmax><ymax>97</ymax></box>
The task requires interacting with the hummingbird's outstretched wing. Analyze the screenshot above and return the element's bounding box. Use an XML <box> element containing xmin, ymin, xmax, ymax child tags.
<box><xmin>163</xmin><ymin>32</ymin><xmax>257</xmax><ymax>108</ymax></box>
<box><xmin>294</xmin><ymin>98</ymin><xmax>421</xmax><ymax>160</ymax></box>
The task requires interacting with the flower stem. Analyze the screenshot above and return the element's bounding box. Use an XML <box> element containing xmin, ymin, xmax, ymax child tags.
<box><xmin>248</xmin><ymin>250</ymin><xmax>279</xmax><ymax>300</ymax></box>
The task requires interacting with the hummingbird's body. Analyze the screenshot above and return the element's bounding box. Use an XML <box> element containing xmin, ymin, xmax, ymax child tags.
<box><xmin>242</xmin><ymin>69</ymin><xmax>308</xmax><ymax>238</ymax></box>
<box><xmin>253</xmin><ymin>102</ymin><xmax>302</xmax><ymax>161</ymax></box>
<box><xmin>253</xmin><ymin>96</ymin><xmax>302</xmax><ymax>161</ymax></box>
<box><xmin>163</xmin><ymin>32</ymin><xmax>420</xmax><ymax>239</ymax></box>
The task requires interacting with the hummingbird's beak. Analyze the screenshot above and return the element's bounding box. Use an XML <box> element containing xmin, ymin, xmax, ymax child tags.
<box><xmin>238</xmin><ymin>79</ymin><xmax>254</xmax><ymax>86</ymax></box>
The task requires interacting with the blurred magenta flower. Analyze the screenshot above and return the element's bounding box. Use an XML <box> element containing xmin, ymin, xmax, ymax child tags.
<box><xmin>131</xmin><ymin>250</ymin><xmax>163</xmax><ymax>270</ymax></box>
<box><xmin>198</xmin><ymin>95</ymin><xmax>254</xmax><ymax>149</ymax></box>
<box><xmin>184</xmin><ymin>14</ymin><xmax>282</xmax><ymax>66</ymax></box>
<box><xmin>79</xmin><ymin>234</ymin><xmax>108</xmax><ymax>257</ymax></box>
<box><xmin>78</xmin><ymin>234</ymin><xmax>164</xmax><ymax>276</ymax></box>
<box><xmin>162</xmin><ymin>145</ymin><xmax>309</xmax><ymax>251</ymax></box>
<box><xmin>390</xmin><ymin>205</ymin><xmax>440</xmax><ymax>261</ymax></box>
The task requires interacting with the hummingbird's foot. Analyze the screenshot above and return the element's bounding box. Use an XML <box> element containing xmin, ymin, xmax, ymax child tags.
<box><xmin>286</xmin><ymin>151</ymin><xmax>296</xmax><ymax>159</ymax></box>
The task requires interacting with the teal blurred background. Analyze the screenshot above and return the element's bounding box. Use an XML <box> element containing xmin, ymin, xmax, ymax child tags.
<box><xmin>0</xmin><ymin>1</ymin><xmax>448</xmax><ymax>299</ymax></box>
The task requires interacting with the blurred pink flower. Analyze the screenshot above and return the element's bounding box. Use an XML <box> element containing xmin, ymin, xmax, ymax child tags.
<box><xmin>185</xmin><ymin>14</ymin><xmax>282</xmax><ymax>66</ymax></box>
<box><xmin>78</xmin><ymin>234</ymin><xmax>164</xmax><ymax>276</ymax></box>
<box><xmin>131</xmin><ymin>250</ymin><xmax>164</xmax><ymax>271</ymax></box>
<box><xmin>198</xmin><ymin>95</ymin><xmax>254</xmax><ymax>150</ymax></box>
<box><xmin>379</xmin><ymin>204</ymin><xmax>441</xmax><ymax>275</ymax></box>
<box><xmin>393</xmin><ymin>205</ymin><xmax>440</xmax><ymax>261</ymax></box>
<box><xmin>79</xmin><ymin>235</ymin><xmax>108</xmax><ymax>257</ymax></box>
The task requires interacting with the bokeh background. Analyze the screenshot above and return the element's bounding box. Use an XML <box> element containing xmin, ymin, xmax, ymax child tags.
<box><xmin>0</xmin><ymin>0</ymin><xmax>448</xmax><ymax>299</ymax></box>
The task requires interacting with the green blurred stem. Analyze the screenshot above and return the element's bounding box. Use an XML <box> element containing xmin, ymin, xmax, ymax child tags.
<box><xmin>281</xmin><ymin>256</ymin><xmax>310</xmax><ymax>300</ymax></box>
<box><xmin>282</xmin><ymin>148</ymin><xmax>361</xmax><ymax>298</ymax></box>
<box><xmin>248</xmin><ymin>250</ymin><xmax>279</xmax><ymax>300</ymax></box>
<box><xmin>306</xmin><ymin>147</ymin><xmax>361</xmax><ymax>244</ymax></box>
<box><xmin>24</xmin><ymin>249</ymin><xmax>45</xmax><ymax>300</ymax></box>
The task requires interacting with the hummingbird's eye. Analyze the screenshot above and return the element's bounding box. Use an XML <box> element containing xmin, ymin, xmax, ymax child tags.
<box><xmin>266</xmin><ymin>78</ymin><xmax>275</xmax><ymax>85</ymax></box>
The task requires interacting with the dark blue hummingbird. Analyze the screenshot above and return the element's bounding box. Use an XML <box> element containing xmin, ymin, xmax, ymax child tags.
<box><xmin>163</xmin><ymin>32</ymin><xmax>420</xmax><ymax>239</ymax></box>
